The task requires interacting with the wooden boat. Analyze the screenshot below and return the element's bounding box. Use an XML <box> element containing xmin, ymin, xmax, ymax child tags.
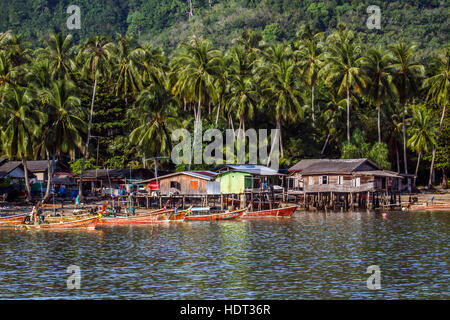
<box><xmin>407</xmin><ymin>204</ymin><xmax>450</xmax><ymax>212</ymax></box>
<box><xmin>183</xmin><ymin>207</ymin><xmax>246</xmax><ymax>221</ymax></box>
<box><xmin>243</xmin><ymin>206</ymin><xmax>297</xmax><ymax>218</ymax></box>
<box><xmin>99</xmin><ymin>208</ymin><xmax>177</xmax><ymax>224</ymax></box>
<box><xmin>1</xmin><ymin>216</ymin><xmax>100</xmax><ymax>230</ymax></box>
<box><xmin>0</xmin><ymin>213</ymin><xmax>27</xmax><ymax>226</ymax></box>
<box><xmin>225</xmin><ymin>198</ymin><xmax>279</xmax><ymax>210</ymax></box>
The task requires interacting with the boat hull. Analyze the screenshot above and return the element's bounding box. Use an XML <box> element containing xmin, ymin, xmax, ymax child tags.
<box><xmin>100</xmin><ymin>208</ymin><xmax>176</xmax><ymax>225</ymax></box>
<box><xmin>408</xmin><ymin>204</ymin><xmax>450</xmax><ymax>212</ymax></box>
<box><xmin>184</xmin><ymin>209</ymin><xmax>246</xmax><ymax>221</ymax></box>
<box><xmin>0</xmin><ymin>213</ymin><xmax>27</xmax><ymax>226</ymax></box>
<box><xmin>1</xmin><ymin>216</ymin><xmax>100</xmax><ymax>230</ymax></box>
<box><xmin>243</xmin><ymin>206</ymin><xmax>297</xmax><ymax>218</ymax></box>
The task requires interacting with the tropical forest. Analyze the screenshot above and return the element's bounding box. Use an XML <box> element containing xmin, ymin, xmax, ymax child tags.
<box><xmin>0</xmin><ymin>0</ymin><xmax>449</xmax><ymax>202</ymax></box>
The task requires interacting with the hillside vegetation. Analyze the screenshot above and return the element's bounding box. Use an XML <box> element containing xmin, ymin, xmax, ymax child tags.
<box><xmin>0</xmin><ymin>0</ymin><xmax>448</xmax><ymax>56</ymax></box>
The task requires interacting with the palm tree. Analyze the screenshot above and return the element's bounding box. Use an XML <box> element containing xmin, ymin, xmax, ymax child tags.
<box><xmin>36</xmin><ymin>33</ymin><xmax>76</xmax><ymax>80</ymax></box>
<box><xmin>109</xmin><ymin>34</ymin><xmax>143</xmax><ymax>106</ymax></box>
<box><xmin>170</xmin><ymin>36</ymin><xmax>223</xmax><ymax>123</ymax></box>
<box><xmin>76</xmin><ymin>36</ymin><xmax>113</xmax><ymax>201</ymax></box>
<box><xmin>36</xmin><ymin>80</ymin><xmax>85</xmax><ymax>202</ymax></box>
<box><xmin>0</xmin><ymin>52</ymin><xmax>19</xmax><ymax>87</ymax></box>
<box><xmin>407</xmin><ymin>104</ymin><xmax>437</xmax><ymax>177</ymax></box>
<box><xmin>321</xmin><ymin>29</ymin><xmax>366</xmax><ymax>142</ymax></box>
<box><xmin>129</xmin><ymin>74</ymin><xmax>178</xmax><ymax>167</ymax></box>
<box><xmin>170</xmin><ymin>36</ymin><xmax>224</xmax><ymax>168</ymax></box>
<box><xmin>259</xmin><ymin>52</ymin><xmax>304</xmax><ymax>159</ymax></box>
<box><xmin>295</xmin><ymin>25</ymin><xmax>324</xmax><ymax>127</ymax></box>
<box><xmin>389</xmin><ymin>42</ymin><xmax>425</xmax><ymax>174</ymax></box>
<box><xmin>1</xmin><ymin>86</ymin><xmax>44</xmax><ymax>202</ymax></box>
<box><xmin>423</xmin><ymin>47</ymin><xmax>449</xmax><ymax>187</ymax></box>
<box><xmin>363</xmin><ymin>48</ymin><xmax>397</xmax><ymax>143</ymax></box>
<box><xmin>225</xmin><ymin>75</ymin><xmax>258</xmax><ymax>134</ymax></box>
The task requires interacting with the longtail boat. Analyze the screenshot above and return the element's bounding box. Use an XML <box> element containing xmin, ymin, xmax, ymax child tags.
<box><xmin>99</xmin><ymin>208</ymin><xmax>177</xmax><ymax>224</ymax></box>
<box><xmin>243</xmin><ymin>206</ymin><xmax>297</xmax><ymax>218</ymax></box>
<box><xmin>407</xmin><ymin>204</ymin><xmax>450</xmax><ymax>212</ymax></box>
<box><xmin>0</xmin><ymin>213</ymin><xmax>27</xmax><ymax>226</ymax></box>
<box><xmin>183</xmin><ymin>207</ymin><xmax>246</xmax><ymax>221</ymax></box>
<box><xmin>225</xmin><ymin>198</ymin><xmax>279</xmax><ymax>210</ymax></box>
<box><xmin>1</xmin><ymin>216</ymin><xmax>100</xmax><ymax>230</ymax></box>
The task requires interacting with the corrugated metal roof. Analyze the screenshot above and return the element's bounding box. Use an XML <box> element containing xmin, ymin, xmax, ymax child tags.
<box><xmin>225</xmin><ymin>164</ymin><xmax>282</xmax><ymax>176</ymax></box>
<box><xmin>298</xmin><ymin>159</ymin><xmax>381</xmax><ymax>175</ymax></box>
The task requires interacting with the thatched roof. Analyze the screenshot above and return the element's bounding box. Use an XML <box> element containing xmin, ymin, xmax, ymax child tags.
<box><xmin>77</xmin><ymin>168</ymin><xmax>155</xmax><ymax>182</ymax></box>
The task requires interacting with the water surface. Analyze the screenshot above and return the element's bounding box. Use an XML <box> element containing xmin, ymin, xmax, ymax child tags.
<box><xmin>0</xmin><ymin>211</ymin><xmax>448</xmax><ymax>299</ymax></box>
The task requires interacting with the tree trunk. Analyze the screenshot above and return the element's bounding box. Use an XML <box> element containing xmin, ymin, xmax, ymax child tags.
<box><xmin>402</xmin><ymin>102</ymin><xmax>408</xmax><ymax>174</ymax></box>
<box><xmin>188</xmin><ymin>0</ymin><xmax>194</xmax><ymax>19</ymax></box>
<box><xmin>22</xmin><ymin>157</ymin><xmax>32</xmax><ymax>202</ymax></box>
<box><xmin>215</xmin><ymin>99</ymin><xmax>221</xmax><ymax>125</ymax></box>
<box><xmin>43</xmin><ymin>151</ymin><xmax>53</xmax><ymax>202</ymax></box>
<box><xmin>428</xmin><ymin>103</ymin><xmax>446</xmax><ymax>187</ymax></box>
<box><xmin>79</xmin><ymin>75</ymin><xmax>97</xmax><ymax>202</ymax></box>
<box><xmin>442</xmin><ymin>169</ymin><xmax>448</xmax><ymax>189</ymax></box>
<box><xmin>311</xmin><ymin>82</ymin><xmax>315</xmax><ymax>127</ymax></box>
<box><xmin>415</xmin><ymin>152</ymin><xmax>421</xmax><ymax>177</ymax></box>
<box><xmin>321</xmin><ymin>133</ymin><xmax>331</xmax><ymax>155</ymax></box>
<box><xmin>396</xmin><ymin>143</ymin><xmax>400</xmax><ymax>173</ymax></box>
<box><xmin>346</xmin><ymin>84</ymin><xmax>351</xmax><ymax>142</ymax></box>
<box><xmin>377</xmin><ymin>102</ymin><xmax>382</xmax><ymax>143</ymax></box>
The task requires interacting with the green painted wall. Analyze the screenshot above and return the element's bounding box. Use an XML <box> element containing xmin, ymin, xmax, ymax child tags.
<box><xmin>218</xmin><ymin>171</ymin><xmax>251</xmax><ymax>194</ymax></box>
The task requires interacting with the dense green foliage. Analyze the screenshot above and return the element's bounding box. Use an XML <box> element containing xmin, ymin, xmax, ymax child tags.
<box><xmin>0</xmin><ymin>7</ymin><xmax>448</xmax><ymax>192</ymax></box>
<box><xmin>0</xmin><ymin>1</ymin><xmax>448</xmax><ymax>57</ymax></box>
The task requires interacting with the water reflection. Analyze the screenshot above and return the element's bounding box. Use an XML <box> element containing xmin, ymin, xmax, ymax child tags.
<box><xmin>0</xmin><ymin>211</ymin><xmax>448</xmax><ymax>299</ymax></box>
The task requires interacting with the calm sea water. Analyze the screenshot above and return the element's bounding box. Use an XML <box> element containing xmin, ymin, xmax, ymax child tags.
<box><xmin>0</xmin><ymin>211</ymin><xmax>448</xmax><ymax>300</ymax></box>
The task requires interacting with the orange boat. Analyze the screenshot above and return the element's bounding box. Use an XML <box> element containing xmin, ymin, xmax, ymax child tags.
<box><xmin>0</xmin><ymin>213</ymin><xmax>27</xmax><ymax>226</ymax></box>
<box><xmin>183</xmin><ymin>207</ymin><xmax>246</xmax><ymax>221</ymax></box>
<box><xmin>99</xmin><ymin>207</ymin><xmax>192</xmax><ymax>224</ymax></box>
<box><xmin>243</xmin><ymin>206</ymin><xmax>297</xmax><ymax>218</ymax></box>
<box><xmin>0</xmin><ymin>216</ymin><xmax>100</xmax><ymax>230</ymax></box>
<box><xmin>408</xmin><ymin>204</ymin><xmax>450</xmax><ymax>212</ymax></box>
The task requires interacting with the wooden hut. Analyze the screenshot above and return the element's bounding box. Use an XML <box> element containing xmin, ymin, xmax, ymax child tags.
<box><xmin>137</xmin><ymin>171</ymin><xmax>220</xmax><ymax>196</ymax></box>
<box><xmin>217</xmin><ymin>165</ymin><xmax>284</xmax><ymax>194</ymax></box>
<box><xmin>291</xmin><ymin>159</ymin><xmax>404</xmax><ymax>210</ymax></box>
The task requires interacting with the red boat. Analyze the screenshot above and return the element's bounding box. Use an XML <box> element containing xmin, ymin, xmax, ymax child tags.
<box><xmin>183</xmin><ymin>208</ymin><xmax>246</xmax><ymax>221</ymax></box>
<box><xmin>0</xmin><ymin>213</ymin><xmax>27</xmax><ymax>226</ymax></box>
<box><xmin>225</xmin><ymin>198</ymin><xmax>279</xmax><ymax>210</ymax></box>
<box><xmin>243</xmin><ymin>206</ymin><xmax>297</xmax><ymax>218</ymax></box>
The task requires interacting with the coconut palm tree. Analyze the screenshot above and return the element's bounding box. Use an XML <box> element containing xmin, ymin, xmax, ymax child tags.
<box><xmin>389</xmin><ymin>42</ymin><xmax>425</xmax><ymax>174</ymax></box>
<box><xmin>35</xmin><ymin>80</ymin><xmax>85</xmax><ymax>202</ymax></box>
<box><xmin>259</xmin><ymin>55</ymin><xmax>304</xmax><ymax>159</ymax></box>
<box><xmin>109</xmin><ymin>34</ymin><xmax>143</xmax><ymax>106</ymax></box>
<box><xmin>295</xmin><ymin>26</ymin><xmax>324</xmax><ymax>127</ymax></box>
<box><xmin>423</xmin><ymin>47</ymin><xmax>449</xmax><ymax>187</ymax></box>
<box><xmin>407</xmin><ymin>104</ymin><xmax>437</xmax><ymax>177</ymax></box>
<box><xmin>363</xmin><ymin>48</ymin><xmax>397</xmax><ymax>143</ymax></box>
<box><xmin>225</xmin><ymin>75</ymin><xmax>258</xmax><ymax>134</ymax></box>
<box><xmin>36</xmin><ymin>33</ymin><xmax>76</xmax><ymax>81</ymax></box>
<box><xmin>321</xmin><ymin>30</ymin><xmax>366</xmax><ymax>142</ymax></box>
<box><xmin>170</xmin><ymin>36</ymin><xmax>223</xmax><ymax>123</ymax></box>
<box><xmin>76</xmin><ymin>36</ymin><xmax>113</xmax><ymax>201</ymax></box>
<box><xmin>1</xmin><ymin>86</ymin><xmax>45</xmax><ymax>202</ymax></box>
<box><xmin>129</xmin><ymin>74</ymin><xmax>179</xmax><ymax>165</ymax></box>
